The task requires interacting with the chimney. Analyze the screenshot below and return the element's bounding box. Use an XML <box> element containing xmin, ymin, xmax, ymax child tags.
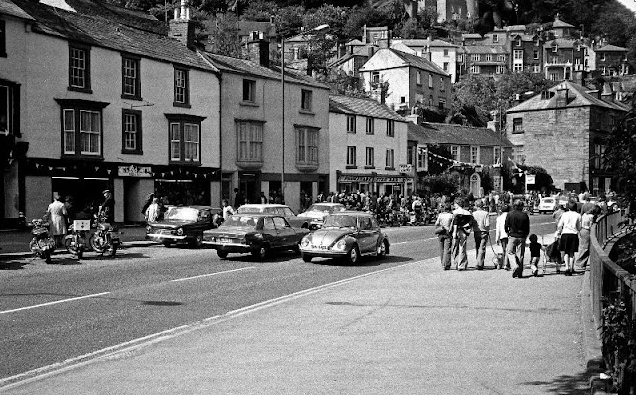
<box><xmin>169</xmin><ymin>0</ymin><xmax>195</xmax><ymax>49</ymax></box>
<box><xmin>367</xmin><ymin>46</ymin><xmax>376</xmax><ymax>58</ymax></box>
<box><xmin>406</xmin><ymin>114</ymin><xmax>419</xmax><ymax>124</ymax></box>
<box><xmin>247</xmin><ymin>31</ymin><xmax>269</xmax><ymax>67</ymax></box>
<box><xmin>555</xmin><ymin>84</ymin><xmax>569</xmax><ymax>107</ymax></box>
<box><xmin>601</xmin><ymin>83</ymin><xmax>614</xmax><ymax>103</ymax></box>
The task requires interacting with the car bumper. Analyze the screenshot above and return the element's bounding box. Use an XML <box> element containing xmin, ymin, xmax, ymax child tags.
<box><xmin>300</xmin><ymin>247</ymin><xmax>348</xmax><ymax>258</ymax></box>
<box><xmin>147</xmin><ymin>233</ymin><xmax>188</xmax><ymax>242</ymax></box>
<box><xmin>202</xmin><ymin>241</ymin><xmax>253</xmax><ymax>253</ymax></box>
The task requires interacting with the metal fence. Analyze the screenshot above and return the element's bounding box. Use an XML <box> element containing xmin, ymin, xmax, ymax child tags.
<box><xmin>590</xmin><ymin>210</ymin><xmax>633</xmax><ymax>326</ymax></box>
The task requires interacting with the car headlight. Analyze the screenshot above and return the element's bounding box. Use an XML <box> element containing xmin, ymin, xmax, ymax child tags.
<box><xmin>333</xmin><ymin>239</ymin><xmax>347</xmax><ymax>251</ymax></box>
<box><xmin>300</xmin><ymin>238</ymin><xmax>310</xmax><ymax>247</ymax></box>
<box><xmin>176</xmin><ymin>228</ymin><xmax>184</xmax><ymax>236</ymax></box>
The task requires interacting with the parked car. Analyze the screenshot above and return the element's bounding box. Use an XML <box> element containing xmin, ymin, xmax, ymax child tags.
<box><xmin>146</xmin><ymin>205</ymin><xmax>222</xmax><ymax>248</ymax></box>
<box><xmin>203</xmin><ymin>214</ymin><xmax>309</xmax><ymax>260</ymax></box>
<box><xmin>236</xmin><ymin>204</ymin><xmax>309</xmax><ymax>229</ymax></box>
<box><xmin>299</xmin><ymin>211</ymin><xmax>390</xmax><ymax>264</ymax></box>
<box><xmin>537</xmin><ymin>197</ymin><xmax>558</xmax><ymax>214</ymax></box>
<box><xmin>297</xmin><ymin>202</ymin><xmax>346</xmax><ymax>229</ymax></box>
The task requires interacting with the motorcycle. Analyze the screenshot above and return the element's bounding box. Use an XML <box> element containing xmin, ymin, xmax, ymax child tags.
<box><xmin>64</xmin><ymin>219</ymin><xmax>91</xmax><ymax>260</ymax></box>
<box><xmin>28</xmin><ymin>218</ymin><xmax>55</xmax><ymax>264</ymax></box>
<box><xmin>89</xmin><ymin>214</ymin><xmax>120</xmax><ymax>256</ymax></box>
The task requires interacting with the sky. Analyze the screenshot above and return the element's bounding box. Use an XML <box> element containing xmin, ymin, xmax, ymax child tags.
<box><xmin>617</xmin><ymin>0</ymin><xmax>636</xmax><ymax>13</ymax></box>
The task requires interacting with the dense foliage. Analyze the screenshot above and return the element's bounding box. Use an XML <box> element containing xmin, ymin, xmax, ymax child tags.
<box><xmin>604</xmin><ymin>104</ymin><xmax>636</xmax><ymax>220</ymax></box>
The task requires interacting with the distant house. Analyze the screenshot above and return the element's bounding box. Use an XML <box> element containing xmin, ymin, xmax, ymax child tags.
<box><xmin>510</xmin><ymin>33</ymin><xmax>543</xmax><ymax>74</ymax></box>
<box><xmin>460</xmin><ymin>45</ymin><xmax>509</xmax><ymax>78</ymax></box>
<box><xmin>358</xmin><ymin>48</ymin><xmax>452</xmax><ymax>114</ymax></box>
<box><xmin>592</xmin><ymin>44</ymin><xmax>630</xmax><ymax>77</ymax></box>
<box><xmin>390</xmin><ymin>38</ymin><xmax>460</xmax><ymax>83</ymax></box>
<box><xmin>329</xmin><ymin>42</ymin><xmax>378</xmax><ymax>78</ymax></box>
<box><xmin>543</xmin><ymin>38</ymin><xmax>586</xmax><ymax>81</ymax></box>
<box><xmin>329</xmin><ymin>94</ymin><xmax>411</xmax><ymax>196</ymax></box>
<box><xmin>506</xmin><ymin>80</ymin><xmax>629</xmax><ymax>194</ymax></box>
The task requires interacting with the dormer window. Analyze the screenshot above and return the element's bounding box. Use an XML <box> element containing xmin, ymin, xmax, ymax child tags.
<box><xmin>492</xmin><ymin>34</ymin><xmax>499</xmax><ymax>43</ymax></box>
<box><xmin>552</xmin><ymin>45</ymin><xmax>558</xmax><ymax>53</ymax></box>
<box><xmin>516</xmin><ymin>38</ymin><xmax>522</xmax><ymax>46</ymax></box>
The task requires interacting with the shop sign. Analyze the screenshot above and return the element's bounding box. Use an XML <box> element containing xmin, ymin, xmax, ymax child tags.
<box><xmin>118</xmin><ymin>165</ymin><xmax>152</xmax><ymax>178</ymax></box>
<box><xmin>338</xmin><ymin>174</ymin><xmax>406</xmax><ymax>183</ymax></box>
<box><xmin>526</xmin><ymin>174</ymin><xmax>536</xmax><ymax>185</ymax></box>
<box><xmin>398</xmin><ymin>164</ymin><xmax>412</xmax><ymax>173</ymax></box>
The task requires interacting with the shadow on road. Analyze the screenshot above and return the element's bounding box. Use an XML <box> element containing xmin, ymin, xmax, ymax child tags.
<box><xmin>521</xmin><ymin>371</ymin><xmax>591</xmax><ymax>394</ymax></box>
<box><xmin>308</xmin><ymin>254</ymin><xmax>414</xmax><ymax>267</ymax></box>
<box><xmin>0</xmin><ymin>259</ymin><xmax>28</xmax><ymax>270</ymax></box>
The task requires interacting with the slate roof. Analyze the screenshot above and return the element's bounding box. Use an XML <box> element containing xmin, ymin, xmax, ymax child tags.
<box><xmin>552</xmin><ymin>18</ymin><xmax>574</xmax><ymax>28</ymax></box>
<box><xmin>0</xmin><ymin>0</ymin><xmax>34</xmax><ymax>20</ymax></box>
<box><xmin>396</xmin><ymin>39</ymin><xmax>458</xmax><ymax>48</ymax></box>
<box><xmin>407</xmin><ymin>122</ymin><xmax>513</xmax><ymax>147</ymax></box>
<box><xmin>596</xmin><ymin>44</ymin><xmax>628</xmax><ymax>52</ymax></box>
<box><xmin>361</xmin><ymin>48</ymin><xmax>448</xmax><ymax>76</ymax></box>
<box><xmin>507</xmin><ymin>80</ymin><xmax>630</xmax><ymax>113</ymax></box>
<box><xmin>463</xmin><ymin>45</ymin><xmax>508</xmax><ymax>54</ymax></box>
<box><xmin>329</xmin><ymin>95</ymin><xmax>407</xmax><ymax>122</ymax></box>
<box><xmin>346</xmin><ymin>39</ymin><xmax>364</xmax><ymax>46</ymax></box>
<box><xmin>237</xmin><ymin>20</ymin><xmax>277</xmax><ymax>38</ymax></box>
<box><xmin>203</xmin><ymin>52</ymin><xmax>328</xmax><ymax>89</ymax></box>
<box><xmin>11</xmin><ymin>0</ymin><xmax>215</xmax><ymax>71</ymax></box>
<box><xmin>544</xmin><ymin>38</ymin><xmax>580</xmax><ymax>49</ymax></box>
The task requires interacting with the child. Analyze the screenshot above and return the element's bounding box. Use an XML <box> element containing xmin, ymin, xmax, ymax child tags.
<box><xmin>528</xmin><ymin>234</ymin><xmax>542</xmax><ymax>277</ymax></box>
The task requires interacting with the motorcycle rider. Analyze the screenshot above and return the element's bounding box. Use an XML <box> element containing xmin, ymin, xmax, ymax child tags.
<box><xmin>98</xmin><ymin>189</ymin><xmax>115</xmax><ymax>223</ymax></box>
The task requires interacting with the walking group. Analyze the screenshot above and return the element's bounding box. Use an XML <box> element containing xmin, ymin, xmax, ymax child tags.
<box><xmin>434</xmin><ymin>196</ymin><xmax>598</xmax><ymax>278</ymax></box>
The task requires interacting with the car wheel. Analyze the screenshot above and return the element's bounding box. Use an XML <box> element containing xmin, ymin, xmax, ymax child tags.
<box><xmin>191</xmin><ymin>234</ymin><xmax>203</xmax><ymax>248</ymax></box>
<box><xmin>377</xmin><ymin>240</ymin><xmax>388</xmax><ymax>257</ymax></box>
<box><xmin>302</xmin><ymin>253</ymin><xmax>312</xmax><ymax>262</ymax></box>
<box><xmin>163</xmin><ymin>242</ymin><xmax>173</xmax><ymax>248</ymax></box>
<box><xmin>347</xmin><ymin>245</ymin><xmax>360</xmax><ymax>265</ymax></box>
<box><xmin>217</xmin><ymin>250</ymin><xmax>228</xmax><ymax>259</ymax></box>
<box><xmin>294</xmin><ymin>243</ymin><xmax>301</xmax><ymax>255</ymax></box>
<box><xmin>252</xmin><ymin>245</ymin><xmax>269</xmax><ymax>261</ymax></box>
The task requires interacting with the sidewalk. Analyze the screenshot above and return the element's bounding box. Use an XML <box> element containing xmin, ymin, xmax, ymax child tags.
<box><xmin>1</xmin><ymin>235</ymin><xmax>600</xmax><ymax>394</ymax></box>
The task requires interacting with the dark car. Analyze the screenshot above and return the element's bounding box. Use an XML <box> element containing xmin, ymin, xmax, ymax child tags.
<box><xmin>299</xmin><ymin>211</ymin><xmax>390</xmax><ymax>264</ymax></box>
<box><xmin>236</xmin><ymin>204</ymin><xmax>309</xmax><ymax>229</ymax></box>
<box><xmin>146</xmin><ymin>205</ymin><xmax>222</xmax><ymax>248</ymax></box>
<box><xmin>203</xmin><ymin>214</ymin><xmax>310</xmax><ymax>260</ymax></box>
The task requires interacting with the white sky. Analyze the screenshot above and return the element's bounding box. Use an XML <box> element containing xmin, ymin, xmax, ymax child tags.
<box><xmin>616</xmin><ymin>0</ymin><xmax>636</xmax><ymax>13</ymax></box>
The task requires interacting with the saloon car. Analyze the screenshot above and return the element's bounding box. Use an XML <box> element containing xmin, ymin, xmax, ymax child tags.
<box><xmin>146</xmin><ymin>205</ymin><xmax>222</xmax><ymax>247</ymax></box>
<box><xmin>537</xmin><ymin>197</ymin><xmax>558</xmax><ymax>214</ymax></box>
<box><xmin>202</xmin><ymin>214</ymin><xmax>310</xmax><ymax>260</ymax></box>
<box><xmin>236</xmin><ymin>204</ymin><xmax>309</xmax><ymax>228</ymax></box>
<box><xmin>297</xmin><ymin>202</ymin><xmax>346</xmax><ymax>229</ymax></box>
<box><xmin>299</xmin><ymin>211</ymin><xmax>390</xmax><ymax>264</ymax></box>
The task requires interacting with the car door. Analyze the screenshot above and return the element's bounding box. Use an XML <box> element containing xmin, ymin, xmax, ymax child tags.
<box><xmin>273</xmin><ymin>216</ymin><xmax>295</xmax><ymax>248</ymax></box>
<box><xmin>357</xmin><ymin>216</ymin><xmax>376</xmax><ymax>253</ymax></box>
<box><xmin>261</xmin><ymin>217</ymin><xmax>278</xmax><ymax>247</ymax></box>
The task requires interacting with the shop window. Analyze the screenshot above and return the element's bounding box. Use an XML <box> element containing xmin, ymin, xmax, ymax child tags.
<box><xmin>296</xmin><ymin>126</ymin><xmax>319</xmax><ymax>169</ymax></box>
<box><xmin>68</xmin><ymin>43</ymin><xmax>92</xmax><ymax>93</ymax></box>
<box><xmin>173</xmin><ymin>67</ymin><xmax>190</xmax><ymax>107</ymax></box>
<box><xmin>242</xmin><ymin>79</ymin><xmax>256</xmax><ymax>103</ymax></box>
<box><xmin>122</xmin><ymin>109</ymin><xmax>142</xmax><ymax>154</ymax></box>
<box><xmin>56</xmin><ymin>99</ymin><xmax>108</xmax><ymax>158</ymax></box>
<box><xmin>121</xmin><ymin>55</ymin><xmax>141</xmax><ymax>100</ymax></box>
<box><xmin>165</xmin><ymin>114</ymin><xmax>204</xmax><ymax>164</ymax></box>
<box><xmin>347</xmin><ymin>146</ymin><xmax>356</xmax><ymax>167</ymax></box>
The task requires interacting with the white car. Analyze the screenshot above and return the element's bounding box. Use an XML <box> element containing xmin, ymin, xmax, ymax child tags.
<box><xmin>297</xmin><ymin>203</ymin><xmax>346</xmax><ymax>229</ymax></box>
<box><xmin>537</xmin><ymin>197</ymin><xmax>558</xmax><ymax>214</ymax></box>
<box><xmin>236</xmin><ymin>204</ymin><xmax>308</xmax><ymax>228</ymax></box>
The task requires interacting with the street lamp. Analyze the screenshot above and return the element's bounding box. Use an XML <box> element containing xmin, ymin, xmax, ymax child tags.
<box><xmin>280</xmin><ymin>24</ymin><xmax>329</xmax><ymax>203</ymax></box>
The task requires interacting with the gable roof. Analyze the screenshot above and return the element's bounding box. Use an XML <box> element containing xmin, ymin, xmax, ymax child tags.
<box><xmin>237</xmin><ymin>20</ymin><xmax>276</xmax><ymax>38</ymax></box>
<box><xmin>329</xmin><ymin>94</ymin><xmax>407</xmax><ymax>122</ymax></box>
<box><xmin>0</xmin><ymin>0</ymin><xmax>34</xmax><ymax>20</ymax></box>
<box><xmin>507</xmin><ymin>80</ymin><xmax>630</xmax><ymax>113</ymax></box>
<box><xmin>543</xmin><ymin>38</ymin><xmax>581</xmax><ymax>49</ymax></box>
<box><xmin>11</xmin><ymin>0</ymin><xmax>215</xmax><ymax>72</ymax></box>
<box><xmin>407</xmin><ymin>122</ymin><xmax>513</xmax><ymax>147</ymax></box>
<box><xmin>596</xmin><ymin>44</ymin><xmax>628</xmax><ymax>52</ymax></box>
<box><xmin>346</xmin><ymin>39</ymin><xmax>364</xmax><ymax>46</ymax></box>
<box><xmin>395</xmin><ymin>39</ymin><xmax>458</xmax><ymax>48</ymax></box>
<box><xmin>552</xmin><ymin>18</ymin><xmax>574</xmax><ymax>28</ymax></box>
<box><xmin>360</xmin><ymin>48</ymin><xmax>448</xmax><ymax>76</ymax></box>
<box><xmin>462</xmin><ymin>45</ymin><xmax>508</xmax><ymax>54</ymax></box>
<box><xmin>203</xmin><ymin>52</ymin><xmax>328</xmax><ymax>89</ymax></box>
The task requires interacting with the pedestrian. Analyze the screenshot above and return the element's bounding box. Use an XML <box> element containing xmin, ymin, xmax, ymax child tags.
<box><xmin>64</xmin><ymin>195</ymin><xmax>75</xmax><ymax>226</ymax></box>
<box><xmin>452</xmin><ymin>198</ymin><xmax>473</xmax><ymax>271</ymax></box>
<box><xmin>552</xmin><ymin>203</ymin><xmax>566</xmax><ymax>230</ymax></box>
<box><xmin>575</xmin><ymin>205</ymin><xmax>598</xmax><ymax>270</ymax></box>
<box><xmin>259</xmin><ymin>191</ymin><xmax>268</xmax><ymax>204</ymax></box>
<box><xmin>504</xmin><ymin>199</ymin><xmax>530</xmax><ymax>278</ymax></box>
<box><xmin>528</xmin><ymin>234</ymin><xmax>542</xmax><ymax>277</ymax></box>
<box><xmin>435</xmin><ymin>202</ymin><xmax>454</xmax><ymax>270</ymax></box>
<box><xmin>472</xmin><ymin>200</ymin><xmax>490</xmax><ymax>270</ymax></box>
<box><xmin>495</xmin><ymin>205</ymin><xmax>510</xmax><ymax>270</ymax></box>
<box><xmin>98</xmin><ymin>189</ymin><xmax>115</xmax><ymax>223</ymax></box>
<box><xmin>233</xmin><ymin>188</ymin><xmax>244</xmax><ymax>208</ymax></box>
<box><xmin>46</xmin><ymin>193</ymin><xmax>67</xmax><ymax>247</ymax></box>
<box><xmin>145</xmin><ymin>197</ymin><xmax>160</xmax><ymax>222</ymax></box>
<box><xmin>141</xmin><ymin>193</ymin><xmax>154</xmax><ymax>216</ymax></box>
<box><xmin>221</xmin><ymin>199</ymin><xmax>235</xmax><ymax>222</ymax></box>
<box><xmin>557</xmin><ymin>201</ymin><xmax>582</xmax><ymax>276</ymax></box>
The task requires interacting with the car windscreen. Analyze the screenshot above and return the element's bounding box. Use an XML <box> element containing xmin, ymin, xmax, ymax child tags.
<box><xmin>306</xmin><ymin>205</ymin><xmax>333</xmax><ymax>213</ymax></box>
<box><xmin>222</xmin><ymin>215</ymin><xmax>258</xmax><ymax>228</ymax></box>
<box><xmin>236</xmin><ymin>207</ymin><xmax>261</xmax><ymax>214</ymax></box>
<box><xmin>542</xmin><ymin>198</ymin><xmax>554</xmax><ymax>203</ymax></box>
<box><xmin>164</xmin><ymin>207</ymin><xmax>199</xmax><ymax>221</ymax></box>
<box><xmin>323</xmin><ymin>215</ymin><xmax>357</xmax><ymax>228</ymax></box>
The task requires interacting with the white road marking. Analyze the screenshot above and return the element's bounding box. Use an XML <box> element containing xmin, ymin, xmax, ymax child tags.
<box><xmin>0</xmin><ymin>292</ymin><xmax>111</xmax><ymax>315</ymax></box>
<box><xmin>170</xmin><ymin>267</ymin><xmax>255</xmax><ymax>282</ymax></box>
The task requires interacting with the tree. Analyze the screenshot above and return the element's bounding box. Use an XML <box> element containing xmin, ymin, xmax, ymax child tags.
<box><xmin>420</xmin><ymin>173</ymin><xmax>462</xmax><ymax>196</ymax></box>
<box><xmin>604</xmin><ymin>104</ymin><xmax>636</xmax><ymax>219</ymax></box>
<box><xmin>302</xmin><ymin>4</ymin><xmax>349</xmax><ymax>40</ymax></box>
<box><xmin>318</xmin><ymin>69</ymin><xmax>369</xmax><ymax>97</ymax></box>
<box><xmin>205</xmin><ymin>12</ymin><xmax>243</xmax><ymax>58</ymax></box>
<box><xmin>241</xmin><ymin>0</ymin><xmax>278</xmax><ymax>21</ymax></box>
<box><xmin>272</xmin><ymin>5</ymin><xmax>304</xmax><ymax>38</ymax></box>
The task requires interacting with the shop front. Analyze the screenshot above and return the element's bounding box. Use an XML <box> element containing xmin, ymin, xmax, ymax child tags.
<box><xmin>336</xmin><ymin>172</ymin><xmax>413</xmax><ymax>197</ymax></box>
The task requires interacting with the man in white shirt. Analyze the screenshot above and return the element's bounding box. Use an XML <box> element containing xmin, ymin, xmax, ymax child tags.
<box><xmin>472</xmin><ymin>200</ymin><xmax>490</xmax><ymax>270</ymax></box>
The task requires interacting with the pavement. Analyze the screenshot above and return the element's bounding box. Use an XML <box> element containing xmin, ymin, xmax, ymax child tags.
<box><xmin>0</xmin><ymin>230</ymin><xmax>605</xmax><ymax>394</ymax></box>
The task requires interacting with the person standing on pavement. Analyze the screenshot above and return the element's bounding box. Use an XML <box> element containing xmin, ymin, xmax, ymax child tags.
<box><xmin>495</xmin><ymin>205</ymin><xmax>510</xmax><ymax>270</ymax></box>
<box><xmin>575</xmin><ymin>205</ymin><xmax>599</xmax><ymax>270</ymax></box>
<box><xmin>504</xmin><ymin>199</ymin><xmax>530</xmax><ymax>278</ymax></box>
<box><xmin>452</xmin><ymin>198</ymin><xmax>473</xmax><ymax>271</ymax></box>
<box><xmin>557</xmin><ymin>201</ymin><xmax>582</xmax><ymax>276</ymax></box>
<box><xmin>435</xmin><ymin>202</ymin><xmax>454</xmax><ymax>270</ymax></box>
<box><xmin>47</xmin><ymin>193</ymin><xmax>67</xmax><ymax>247</ymax></box>
<box><xmin>472</xmin><ymin>200</ymin><xmax>490</xmax><ymax>270</ymax></box>
<box><xmin>145</xmin><ymin>197</ymin><xmax>160</xmax><ymax>223</ymax></box>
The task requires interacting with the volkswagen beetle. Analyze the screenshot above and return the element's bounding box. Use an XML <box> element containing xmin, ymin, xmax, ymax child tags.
<box><xmin>299</xmin><ymin>211</ymin><xmax>389</xmax><ymax>264</ymax></box>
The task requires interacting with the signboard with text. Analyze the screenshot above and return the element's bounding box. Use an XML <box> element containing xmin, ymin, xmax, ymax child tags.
<box><xmin>118</xmin><ymin>165</ymin><xmax>152</xmax><ymax>178</ymax></box>
<box><xmin>526</xmin><ymin>174</ymin><xmax>536</xmax><ymax>185</ymax></box>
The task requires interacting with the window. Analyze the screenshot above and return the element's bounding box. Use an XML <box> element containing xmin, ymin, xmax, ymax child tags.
<box><xmin>166</xmin><ymin>115</ymin><xmax>203</xmax><ymax>163</ymax></box>
<box><xmin>514</xmin><ymin>50</ymin><xmax>523</xmax><ymax>60</ymax></box>
<box><xmin>416</xmin><ymin>71</ymin><xmax>421</xmax><ymax>85</ymax></box>
<box><xmin>386</xmin><ymin>120</ymin><xmax>394</xmax><ymax>137</ymax></box>
<box><xmin>366</xmin><ymin>147</ymin><xmax>374</xmax><ymax>167</ymax></box>
<box><xmin>439</xmin><ymin>77</ymin><xmax>445</xmax><ymax>91</ymax></box>
<box><xmin>173</xmin><ymin>67</ymin><xmax>190</xmax><ymax>107</ymax></box>
<box><xmin>0</xmin><ymin>20</ymin><xmax>6</xmax><ymax>57</ymax></box>
<box><xmin>346</xmin><ymin>115</ymin><xmax>356</xmax><ymax>133</ymax></box>
<box><xmin>366</xmin><ymin>117</ymin><xmax>374</xmax><ymax>135</ymax></box>
<box><xmin>122</xmin><ymin>109</ymin><xmax>142</xmax><ymax>154</ymax></box>
<box><xmin>301</xmin><ymin>89</ymin><xmax>312</xmax><ymax>111</ymax></box>
<box><xmin>533</xmin><ymin>50</ymin><xmax>539</xmax><ymax>60</ymax></box>
<box><xmin>493</xmin><ymin>146</ymin><xmax>501</xmax><ymax>164</ymax></box>
<box><xmin>0</xmin><ymin>81</ymin><xmax>19</xmax><ymax>137</ymax></box>
<box><xmin>242</xmin><ymin>79</ymin><xmax>256</xmax><ymax>102</ymax></box>
<box><xmin>533</xmin><ymin>64</ymin><xmax>541</xmax><ymax>73</ymax></box>
<box><xmin>438</xmin><ymin>98</ymin><xmax>446</xmax><ymax>109</ymax></box>
<box><xmin>492</xmin><ymin>34</ymin><xmax>499</xmax><ymax>43</ymax></box>
<box><xmin>600</xmin><ymin>52</ymin><xmax>606</xmax><ymax>61</ymax></box>
<box><xmin>552</xmin><ymin>45</ymin><xmax>558</xmax><ymax>53</ymax></box>
<box><xmin>371</xmin><ymin>71</ymin><xmax>380</xmax><ymax>83</ymax></box>
<box><xmin>121</xmin><ymin>56</ymin><xmax>141</xmax><ymax>100</ymax></box>
<box><xmin>516</xmin><ymin>38</ymin><xmax>522</xmax><ymax>46</ymax></box>
<box><xmin>443</xmin><ymin>49</ymin><xmax>449</xmax><ymax>57</ymax></box>
<box><xmin>513</xmin><ymin>64</ymin><xmax>522</xmax><ymax>72</ymax></box>
<box><xmin>485</xmin><ymin>54</ymin><xmax>492</xmax><ymax>62</ymax></box>
<box><xmin>56</xmin><ymin>99</ymin><xmax>108</xmax><ymax>157</ymax></box>
<box><xmin>443</xmin><ymin>62</ymin><xmax>449</xmax><ymax>71</ymax></box>
<box><xmin>237</xmin><ymin>121</ymin><xmax>263</xmax><ymax>163</ymax></box>
<box><xmin>450</xmin><ymin>145</ymin><xmax>459</xmax><ymax>161</ymax></box>
<box><xmin>347</xmin><ymin>146</ymin><xmax>356</xmax><ymax>166</ymax></box>
<box><xmin>471</xmin><ymin>54</ymin><xmax>480</xmax><ymax>61</ymax></box>
<box><xmin>593</xmin><ymin>144</ymin><xmax>606</xmax><ymax>169</ymax></box>
<box><xmin>68</xmin><ymin>44</ymin><xmax>91</xmax><ymax>92</ymax></box>
<box><xmin>428</xmin><ymin>74</ymin><xmax>433</xmax><ymax>88</ymax></box>
<box><xmin>470</xmin><ymin>65</ymin><xmax>480</xmax><ymax>74</ymax></box>
<box><xmin>457</xmin><ymin>54</ymin><xmax>463</xmax><ymax>62</ymax></box>
<box><xmin>470</xmin><ymin>146</ymin><xmax>479</xmax><ymax>163</ymax></box>
<box><xmin>512</xmin><ymin>118</ymin><xmax>523</xmax><ymax>134</ymax></box>
<box><xmin>385</xmin><ymin>149</ymin><xmax>394</xmax><ymax>169</ymax></box>
<box><xmin>407</xmin><ymin>146</ymin><xmax>413</xmax><ymax>165</ymax></box>
<box><xmin>296</xmin><ymin>126</ymin><xmax>318</xmax><ymax>167</ymax></box>
<box><xmin>417</xmin><ymin>147</ymin><xmax>426</xmax><ymax>169</ymax></box>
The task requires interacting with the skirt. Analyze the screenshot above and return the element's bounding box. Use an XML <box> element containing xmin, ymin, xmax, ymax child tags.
<box><xmin>558</xmin><ymin>233</ymin><xmax>579</xmax><ymax>255</ymax></box>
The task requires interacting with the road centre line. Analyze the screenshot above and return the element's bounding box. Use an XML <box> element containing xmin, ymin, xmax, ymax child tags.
<box><xmin>0</xmin><ymin>292</ymin><xmax>111</xmax><ymax>315</ymax></box>
<box><xmin>171</xmin><ymin>267</ymin><xmax>255</xmax><ymax>282</ymax></box>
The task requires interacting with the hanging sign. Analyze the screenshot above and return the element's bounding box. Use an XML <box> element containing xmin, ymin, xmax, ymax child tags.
<box><xmin>526</xmin><ymin>174</ymin><xmax>536</xmax><ymax>185</ymax></box>
<box><xmin>398</xmin><ymin>164</ymin><xmax>412</xmax><ymax>173</ymax></box>
<box><xmin>118</xmin><ymin>165</ymin><xmax>152</xmax><ymax>178</ymax></box>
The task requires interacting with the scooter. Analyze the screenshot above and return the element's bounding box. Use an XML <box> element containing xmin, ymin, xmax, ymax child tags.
<box><xmin>89</xmin><ymin>214</ymin><xmax>120</xmax><ymax>256</ymax></box>
<box><xmin>64</xmin><ymin>219</ymin><xmax>91</xmax><ymax>260</ymax></box>
<box><xmin>28</xmin><ymin>218</ymin><xmax>54</xmax><ymax>264</ymax></box>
